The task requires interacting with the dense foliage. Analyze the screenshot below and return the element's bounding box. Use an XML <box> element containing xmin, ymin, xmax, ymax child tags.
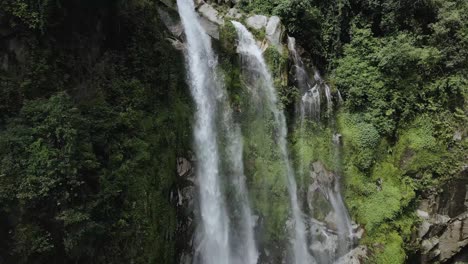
<box><xmin>0</xmin><ymin>0</ymin><xmax>192</xmax><ymax>263</ymax></box>
<box><xmin>1</xmin><ymin>0</ymin><xmax>466</xmax><ymax>263</ymax></box>
<box><xmin>240</xmin><ymin>0</ymin><xmax>466</xmax><ymax>262</ymax></box>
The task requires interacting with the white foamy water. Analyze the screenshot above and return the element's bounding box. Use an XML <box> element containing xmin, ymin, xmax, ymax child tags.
<box><xmin>232</xmin><ymin>21</ymin><xmax>315</xmax><ymax>264</ymax></box>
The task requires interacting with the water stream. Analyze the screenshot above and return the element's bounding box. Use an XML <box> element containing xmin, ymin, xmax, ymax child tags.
<box><xmin>232</xmin><ymin>21</ymin><xmax>315</xmax><ymax>264</ymax></box>
<box><xmin>177</xmin><ymin>1</ymin><xmax>257</xmax><ymax>263</ymax></box>
<box><xmin>288</xmin><ymin>36</ymin><xmax>355</xmax><ymax>263</ymax></box>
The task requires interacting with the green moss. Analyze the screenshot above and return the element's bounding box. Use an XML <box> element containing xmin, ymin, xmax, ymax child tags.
<box><xmin>219</xmin><ymin>22</ymin><xmax>238</xmax><ymax>55</ymax></box>
<box><xmin>292</xmin><ymin>120</ymin><xmax>336</xmax><ymax>181</ymax></box>
<box><xmin>338</xmin><ymin>112</ymin><xmax>380</xmax><ymax>170</ymax></box>
<box><xmin>368</xmin><ymin>231</ymin><xmax>406</xmax><ymax>264</ymax></box>
<box><xmin>394</xmin><ymin>116</ymin><xmax>442</xmax><ymax>174</ymax></box>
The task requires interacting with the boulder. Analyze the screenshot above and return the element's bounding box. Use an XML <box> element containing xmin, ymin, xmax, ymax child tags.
<box><xmin>196</xmin><ymin>3</ymin><xmax>223</xmax><ymax>39</ymax></box>
<box><xmin>198</xmin><ymin>3</ymin><xmax>224</xmax><ymax>25</ymax></box>
<box><xmin>335</xmin><ymin>246</ymin><xmax>368</xmax><ymax>264</ymax></box>
<box><xmin>177</xmin><ymin>157</ymin><xmax>193</xmax><ymax>178</ymax></box>
<box><xmin>246</xmin><ymin>15</ymin><xmax>268</xmax><ymax>30</ymax></box>
<box><xmin>226</xmin><ymin>7</ymin><xmax>242</xmax><ymax>19</ymax></box>
<box><xmin>167</xmin><ymin>38</ymin><xmax>185</xmax><ymax>50</ymax></box>
<box><xmin>311</xmin><ymin>161</ymin><xmax>335</xmax><ymax>188</ymax></box>
<box><xmin>199</xmin><ymin>16</ymin><xmax>220</xmax><ymax>39</ymax></box>
<box><xmin>265</xmin><ymin>16</ymin><xmax>284</xmax><ymax>52</ymax></box>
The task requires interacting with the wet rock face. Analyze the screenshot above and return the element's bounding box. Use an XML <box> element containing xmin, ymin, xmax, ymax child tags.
<box><xmin>175</xmin><ymin>156</ymin><xmax>196</xmax><ymax>264</ymax></box>
<box><xmin>306</xmin><ymin>161</ymin><xmax>361</xmax><ymax>263</ymax></box>
<box><xmin>417</xmin><ymin>169</ymin><xmax>468</xmax><ymax>263</ymax></box>
<box><xmin>335</xmin><ymin>246</ymin><xmax>368</xmax><ymax>264</ymax></box>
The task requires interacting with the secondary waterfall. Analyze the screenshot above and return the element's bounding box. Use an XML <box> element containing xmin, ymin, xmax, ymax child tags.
<box><xmin>177</xmin><ymin>1</ymin><xmax>258</xmax><ymax>263</ymax></box>
<box><xmin>232</xmin><ymin>21</ymin><xmax>314</xmax><ymax>264</ymax></box>
<box><xmin>288</xmin><ymin>37</ymin><xmax>334</xmax><ymax>120</ymax></box>
<box><xmin>288</xmin><ymin>36</ymin><xmax>355</xmax><ymax>262</ymax></box>
<box><xmin>222</xmin><ymin>103</ymin><xmax>259</xmax><ymax>264</ymax></box>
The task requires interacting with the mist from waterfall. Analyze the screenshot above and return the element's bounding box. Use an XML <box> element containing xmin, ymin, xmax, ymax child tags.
<box><xmin>176</xmin><ymin>1</ymin><xmax>258</xmax><ymax>263</ymax></box>
<box><xmin>288</xmin><ymin>36</ymin><xmax>355</xmax><ymax>262</ymax></box>
<box><xmin>232</xmin><ymin>21</ymin><xmax>315</xmax><ymax>264</ymax></box>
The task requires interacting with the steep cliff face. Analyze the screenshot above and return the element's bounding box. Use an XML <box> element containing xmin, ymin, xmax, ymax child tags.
<box><xmin>0</xmin><ymin>1</ymin><xmax>193</xmax><ymax>263</ymax></box>
<box><xmin>416</xmin><ymin>170</ymin><xmax>468</xmax><ymax>263</ymax></box>
<box><xmin>0</xmin><ymin>0</ymin><xmax>466</xmax><ymax>263</ymax></box>
<box><xmin>166</xmin><ymin>1</ymin><xmax>467</xmax><ymax>263</ymax></box>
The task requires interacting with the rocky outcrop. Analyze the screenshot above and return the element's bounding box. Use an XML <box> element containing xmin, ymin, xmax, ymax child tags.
<box><xmin>198</xmin><ymin>3</ymin><xmax>224</xmax><ymax>25</ymax></box>
<box><xmin>157</xmin><ymin>7</ymin><xmax>183</xmax><ymax>38</ymax></box>
<box><xmin>246</xmin><ymin>15</ymin><xmax>268</xmax><ymax>30</ymax></box>
<box><xmin>175</xmin><ymin>156</ymin><xmax>197</xmax><ymax>264</ymax></box>
<box><xmin>197</xmin><ymin>3</ymin><xmax>224</xmax><ymax>39</ymax></box>
<box><xmin>416</xmin><ymin>172</ymin><xmax>468</xmax><ymax>263</ymax></box>
<box><xmin>158</xmin><ymin>1</ymin><xmax>286</xmax><ymax>51</ymax></box>
<box><xmin>306</xmin><ymin>161</ymin><xmax>362</xmax><ymax>263</ymax></box>
<box><xmin>265</xmin><ymin>16</ymin><xmax>284</xmax><ymax>52</ymax></box>
<box><xmin>335</xmin><ymin>246</ymin><xmax>368</xmax><ymax>264</ymax></box>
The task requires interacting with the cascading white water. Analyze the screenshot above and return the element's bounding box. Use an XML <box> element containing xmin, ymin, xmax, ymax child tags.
<box><xmin>288</xmin><ymin>37</ymin><xmax>321</xmax><ymax>121</ymax></box>
<box><xmin>288</xmin><ymin>37</ymin><xmax>335</xmax><ymax>119</ymax></box>
<box><xmin>221</xmin><ymin>105</ymin><xmax>259</xmax><ymax>264</ymax></box>
<box><xmin>232</xmin><ymin>21</ymin><xmax>314</xmax><ymax>264</ymax></box>
<box><xmin>288</xmin><ymin>36</ymin><xmax>355</xmax><ymax>262</ymax></box>
<box><xmin>177</xmin><ymin>1</ymin><xmax>258</xmax><ymax>263</ymax></box>
<box><xmin>329</xmin><ymin>134</ymin><xmax>355</xmax><ymax>258</ymax></box>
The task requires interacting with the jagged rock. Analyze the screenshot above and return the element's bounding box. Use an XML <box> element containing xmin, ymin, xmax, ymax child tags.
<box><xmin>178</xmin><ymin>186</ymin><xmax>195</xmax><ymax>212</ymax></box>
<box><xmin>157</xmin><ymin>7</ymin><xmax>183</xmax><ymax>37</ymax></box>
<box><xmin>177</xmin><ymin>157</ymin><xmax>193</xmax><ymax>178</ymax></box>
<box><xmin>439</xmin><ymin>213</ymin><xmax>468</xmax><ymax>262</ymax></box>
<box><xmin>417</xmin><ymin>209</ymin><xmax>430</xmax><ymax>219</ymax></box>
<box><xmin>335</xmin><ymin>246</ymin><xmax>368</xmax><ymax>264</ymax></box>
<box><xmin>419</xmin><ymin>220</ymin><xmax>431</xmax><ymax>238</ymax></box>
<box><xmin>226</xmin><ymin>7</ymin><xmax>242</xmax><ymax>19</ymax></box>
<box><xmin>422</xmin><ymin>237</ymin><xmax>439</xmax><ymax>254</ymax></box>
<box><xmin>196</xmin><ymin>3</ymin><xmax>223</xmax><ymax>39</ymax></box>
<box><xmin>199</xmin><ymin>16</ymin><xmax>220</xmax><ymax>39</ymax></box>
<box><xmin>354</xmin><ymin>226</ymin><xmax>365</xmax><ymax>241</ymax></box>
<box><xmin>246</xmin><ymin>15</ymin><xmax>268</xmax><ymax>30</ymax></box>
<box><xmin>325</xmin><ymin>211</ymin><xmax>338</xmax><ymax>231</ymax></box>
<box><xmin>417</xmin><ymin>174</ymin><xmax>468</xmax><ymax>263</ymax></box>
<box><xmin>311</xmin><ymin>161</ymin><xmax>335</xmax><ymax>188</ymax></box>
<box><xmin>265</xmin><ymin>16</ymin><xmax>284</xmax><ymax>52</ymax></box>
<box><xmin>167</xmin><ymin>38</ymin><xmax>185</xmax><ymax>50</ymax></box>
<box><xmin>198</xmin><ymin>3</ymin><xmax>224</xmax><ymax>25</ymax></box>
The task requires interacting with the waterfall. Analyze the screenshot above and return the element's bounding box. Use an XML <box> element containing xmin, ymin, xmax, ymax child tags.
<box><xmin>288</xmin><ymin>37</ymin><xmax>335</xmax><ymax>120</ymax></box>
<box><xmin>232</xmin><ymin>21</ymin><xmax>314</xmax><ymax>264</ymax></box>
<box><xmin>176</xmin><ymin>1</ymin><xmax>258</xmax><ymax>263</ymax></box>
<box><xmin>288</xmin><ymin>37</ymin><xmax>321</xmax><ymax>121</ymax></box>
<box><xmin>221</xmin><ymin>104</ymin><xmax>259</xmax><ymax>264</ymax></box>
<box><xmin>288</xmin><ymin>36</ymin><xmax>355</xmax><ymax>262</ymax></box>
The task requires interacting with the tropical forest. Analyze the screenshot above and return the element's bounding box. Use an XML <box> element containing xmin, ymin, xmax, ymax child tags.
<box><xmin>0</xmin><ymin>0</ymin><xmax>466</xmax><ymax>263</ymax></box>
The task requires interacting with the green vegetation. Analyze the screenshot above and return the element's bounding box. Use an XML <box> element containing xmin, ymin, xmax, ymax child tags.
<box><xmin>234</xmin><ymin>0</ymin><xmax>466</xmax><ymax>262</ymax></box>
<box><xmin>1</xmin><ymin>0</ymin><xmax>467</xmax><ymax>263</ymax></box>
<box><xmin>0</xmin><ymin>1</ymin><xmax>192</xmax><ymax>263</ymax></box>
<box><xmin>219</xmin><ymin>41</ymin><xmax>290</xmax><ymax>246</ymax></box>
